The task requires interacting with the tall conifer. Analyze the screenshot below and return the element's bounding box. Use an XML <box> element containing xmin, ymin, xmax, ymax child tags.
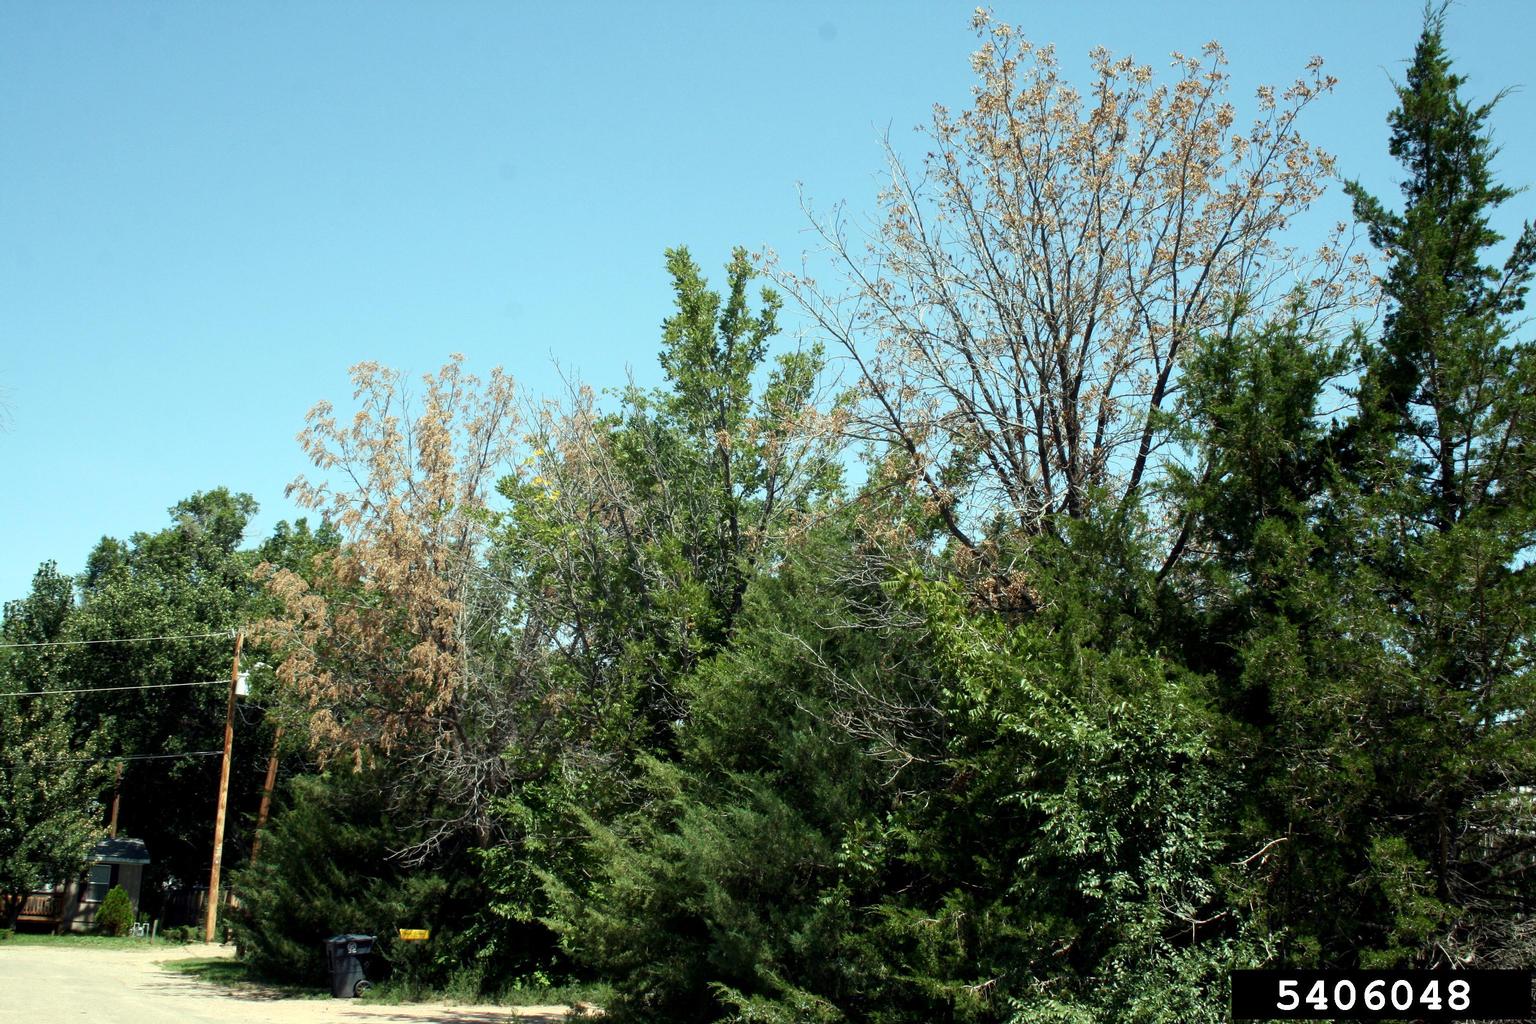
<box><xmin>1339</xmin><ymin>5</ymin><xmax>1535</xmax><ymax>966</ymax></box>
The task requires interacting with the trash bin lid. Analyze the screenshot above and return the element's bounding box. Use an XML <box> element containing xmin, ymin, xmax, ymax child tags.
<box><xmin>327</xmin><ymin>933</ymin><xmax>376</xmax><ymax>955</ymax></box>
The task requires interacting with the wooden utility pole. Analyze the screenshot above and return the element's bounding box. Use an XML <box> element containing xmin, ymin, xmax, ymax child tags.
<box><xmin>249</xmin><ymin>725</ymin><xmax>283</xmax><ymax>865</ymax></box>
<box><xmin>107</xmin><ymin>763</ymin><xmax>122</xmax><ymax>838</ymax></box>
<box><xmin>205</xmin><ymin>630</ymin><xmax>243</xmax><ymax>943</ymax></box>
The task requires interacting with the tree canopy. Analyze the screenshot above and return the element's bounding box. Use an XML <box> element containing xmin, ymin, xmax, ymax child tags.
<box><xmin>1</xmin><ymin>8</ymin><xmax>1529</xmax><ymax>1020</ymax></box>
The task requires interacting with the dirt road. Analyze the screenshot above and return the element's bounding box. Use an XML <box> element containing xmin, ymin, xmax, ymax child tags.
<box><xmin>0</xmin><ymin>943</ymin><xmax>569</xmax><ymax>1023</ymax></box>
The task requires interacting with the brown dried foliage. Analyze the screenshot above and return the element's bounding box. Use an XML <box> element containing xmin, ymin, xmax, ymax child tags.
<box><xmin>254</xmin><ymin>355</ymin><xmax>521</xmax><ymax>764</ymax></box>
<box><xmin>771</xmin><ymin>10</ymin><xmax>1373</xmax><ymax>556</ymax></box>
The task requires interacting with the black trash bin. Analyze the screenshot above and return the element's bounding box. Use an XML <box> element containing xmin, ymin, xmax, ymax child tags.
<box><xmin>324</xmin><ymin>933</ymin><xmax>375</xmax><ymax>998</ymax></box>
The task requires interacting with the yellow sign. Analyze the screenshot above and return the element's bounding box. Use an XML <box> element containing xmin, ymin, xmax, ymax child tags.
<box><xmin>397</xmin><ymin>929</ymin><xmax>430</xmax><ymax>941</ymax></box>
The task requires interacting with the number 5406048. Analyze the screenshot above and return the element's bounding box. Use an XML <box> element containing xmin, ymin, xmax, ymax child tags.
<box><xmin>1276</xmin><ymin>977</ymin><xmax>1470</xmax><ymax>1014</ymax></box>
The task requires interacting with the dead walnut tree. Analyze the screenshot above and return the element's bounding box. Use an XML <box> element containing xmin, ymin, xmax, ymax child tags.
<box><xmin>771</xmin><ymin>11</ymin><xmax>1371</xmax><ymax>557</ymax></box>
<box><xmin>256</xmin><ymin>356</ymin><xmax>523</xmax><ymax>769</ymax></box>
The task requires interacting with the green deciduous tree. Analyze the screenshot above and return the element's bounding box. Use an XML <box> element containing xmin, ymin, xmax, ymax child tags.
<box><xmin>0</xmin><ymin>696</ymin><xmax>108</xmax><ymax>929</ymax></box>
<box><xmin>500</xmin><ymin>246</ymin><xmax>841</xmax><ymax>756</ymax></box>
<box><xmin>0</xmin><ymin>564</ymin><xmax>110</xmax><ymax>929</ymax></box>
<box><xmin>61</xmin><ymin>488</ymin><xmax>268</xmax><ymax>897</ymax></box>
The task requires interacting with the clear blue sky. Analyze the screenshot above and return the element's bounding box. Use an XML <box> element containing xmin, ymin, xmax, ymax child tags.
<box><xmin>2</xmin><ymin>0</ymin><xmax>1532</xmax><ymax>603</ymax></box>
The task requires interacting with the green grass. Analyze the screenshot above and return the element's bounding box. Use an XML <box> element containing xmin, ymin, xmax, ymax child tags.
<box><xmin>358</xmin><ymin>967</ymin><xmax>610</xmax><ymax>1008</ymax></box>
<box><xmin>164</xmin><ymin>956</ymin><xmax>608</xmax><ymax>1008</ymax></box>
<box><xmin>1</xmin><ymin>932</ymin><xmax>153</xmax><ymax>949</ymax></box>
<box><xmin>0</xmin><ymin>930</ymin><xmax>608</xmax><ymax>1008</ymax></box>
<box><xmin>159</xmin><ymin>957</ymin><xmax>329</xmax><ymax>999</ymax></box>
<box><xmin>496</xmin><ymin>979</ymin><xmax>611</xmax><ymax>1009</ymax></box>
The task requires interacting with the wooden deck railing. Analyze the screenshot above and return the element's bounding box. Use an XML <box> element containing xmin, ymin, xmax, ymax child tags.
<box><xmin>17</xmin><ymin>892</ymin><xmax>62</xmax><ymax>921</ymax></box>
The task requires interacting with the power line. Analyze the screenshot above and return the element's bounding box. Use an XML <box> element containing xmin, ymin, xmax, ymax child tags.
<box><xmin>64</xmin><ymin>750</ymin><xmax>222</xmax><ymax>763</ymax></box>
<box><xmin>0</xmin><ymin>630</ymin><xmax>234</xmax><ymax>650</ymax></box>
<box><xmin>0</xmin><ymin>749</ymin><xmax>224</xmax><ymax>770</ymax></box>
<box><xmin>2</xmin><ymin>679</ymin><xmax>230</xmax><ymax>698</ymax></box>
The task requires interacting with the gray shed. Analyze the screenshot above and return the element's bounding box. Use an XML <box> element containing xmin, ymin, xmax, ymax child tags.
<box><xmin>18</xmin><ymin>837</ymin><xmax>151</xmax><ymax>933</ymax></box>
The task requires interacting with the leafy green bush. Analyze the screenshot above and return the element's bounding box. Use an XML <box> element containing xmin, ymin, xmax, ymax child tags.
<box><xmin>95</xmin><ymin>885</ymin><xmax>134</xmax><ymax>937</ymax></box>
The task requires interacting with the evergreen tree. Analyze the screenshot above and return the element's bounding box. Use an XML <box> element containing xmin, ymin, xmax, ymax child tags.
<box><xmin>545</xmin><ymin>519</ymin><xmax>915</xmax><ymax>1022</ymax></box>
<box><xmin>1171</xmin><ymin>8</ymin><xmax>1536</xmax><ymax>969</ymax></box>
<box><xmin>231</xmin><ymin>770</ymin><xmax>495</xmax><ymax>987</ymax></box>
<box><xmin>1336</xmin><ymin>6</ymin><xmax>1535</xmax><ymax>967</ymax></box>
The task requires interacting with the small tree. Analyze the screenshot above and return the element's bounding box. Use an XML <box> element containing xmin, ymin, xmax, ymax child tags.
<box><xmin>94</xmin><ymin>884</ymin><xmax>134</xmax><ymax>937</ymax></box>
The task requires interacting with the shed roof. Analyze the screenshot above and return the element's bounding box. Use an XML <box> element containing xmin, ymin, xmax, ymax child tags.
<box><xmin>91</xmin><ymin>837</ymin><xmax>150</xmax><ymax>865</ymax></box>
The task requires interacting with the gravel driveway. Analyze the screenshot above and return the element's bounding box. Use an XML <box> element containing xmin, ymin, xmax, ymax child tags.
<box><xmin>0</xmin><ymin>943</ymin><xmax>570</xmax><ymax>1023</ymax></box>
